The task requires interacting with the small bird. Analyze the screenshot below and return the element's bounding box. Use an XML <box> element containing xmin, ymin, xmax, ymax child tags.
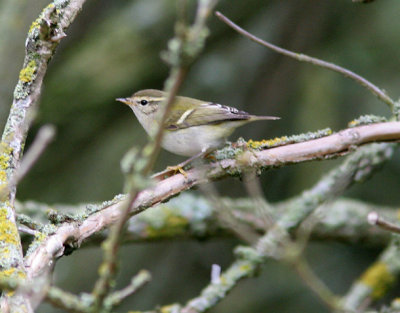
<box><xmin>117</xmin><ymin>89</ymin><xmax>279</xmax><ymax>172</ymax></box>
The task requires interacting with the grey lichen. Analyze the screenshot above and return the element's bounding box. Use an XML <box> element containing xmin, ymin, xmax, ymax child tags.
<box><xmin>247</xmin><ymin>128</ymin><xmax>332</xmax><ymax>150</ymax></box>
<box><xmin>348</xmin><ymin>115</ymin><xmax>387</xmax><ymax>127</ymax></box>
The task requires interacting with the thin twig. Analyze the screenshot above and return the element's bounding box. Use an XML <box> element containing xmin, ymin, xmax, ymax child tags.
<box><xmin>291</xmin><ymin>256</ymin><xmax>340</xmax><ymax>310</ymax></box>
<box><xmin>11</xmin><ymin>124</ymin><xmax>55</xmax><ymax>188</ymax></box>
<box><xmin>143</xmin><ymin>68</ymin><xmax>186</xmax><ymax>175</ymax></box>
<box><xmin>91</xmin><ymin>1</ymin><xmax>218</xmax><ymax>310</ymax></box>
<box><xmin>45</xmin><ymin>286</ymin><xmax>88</xmax><ymax>313</ymax></box>
<box><xmin>180</xmin><ymin>246</ymin><xmax>263</xmax><ymax>313</ymax></box>
<box><xmin>215</xmin><ymin>11</ymin><xmax>395</xmax><ymax>110</ymax></box>
<box><xmin>105</xmin><ymin>270</ymin><xmax>151</xmax><ymax>308</ymax></box>
<box><xmin>368</xmin><ymin>211</ymin><xmax>400</xmax><ymax>234</ymax></box>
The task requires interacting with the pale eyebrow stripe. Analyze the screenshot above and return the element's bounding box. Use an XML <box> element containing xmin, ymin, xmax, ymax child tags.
<box><xmin>138</xmin><ymin>97</ymin><xmax>165</xmax><ymax>102</ymax></box>
<box><xmin>177</xmin><ymin>109</ymin><xmax>195</xmax><ymax>124</ymax></box>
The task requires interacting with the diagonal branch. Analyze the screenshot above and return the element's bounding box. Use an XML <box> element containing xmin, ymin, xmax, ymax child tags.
<box><xmin>215</xmin><ymin>11</ymin><xmax>395</xmax><ymax>110</ymax></box>
<box><xmin>23</xmin><ymin>121</ymin><xmax>398</xmax><ymax>282</ymax></box>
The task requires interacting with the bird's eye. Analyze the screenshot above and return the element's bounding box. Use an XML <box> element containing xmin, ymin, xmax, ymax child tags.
<box><xmin>140</xmin><ymin>99</ymin><xmax>148</xmax><ymax>106</ymax></box>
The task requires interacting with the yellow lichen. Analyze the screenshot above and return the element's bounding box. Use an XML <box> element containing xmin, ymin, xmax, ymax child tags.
<box><xmin>0</xmin><ymin>267</ymin><xmax>26</xmax><ymax>296</ymax></box>
<box><xmin>29</xmin><ymin>3</ymin><xmax>56</xmax><ymax>34</ymax></box>
<box><xmin>29</xmin><ymin>20</ymin><xmax>41</xmax><ymax>34</ymax></box>
<box><xmin>0</xmin><ymin>171</ymin><xmax>6</xmax><ymax>185</ymax></box>
<box><xmin>146</xmin><ymin>210</ymin><xmax>188</xmax><ymax>238</ymax></box>
<box><xmin>0</xmin><ymin>246</ymin><xmax>10</xmax><ymax>256</ymax></box>
<box><xmin>239</xmin><ymin>264</ymin><xmax>252</xmax><ymax>272</ymax></box>
<box><xmin>359</xmin><ymin>261</ymin><xmax>395</xmax><ymax>299</ymax></box>
<box><xmin>0</xmin><ymin>268</ymin><xmax>26</xmax><ymax>280</ymax></box>
<box><xmin>219</xmin><ymin>275</ymin><xmax>227</xmax><ymax>285</ymax></box>
<box><xmin>0</xmin><ymin>142</ymin><xmax>12</xmax><ymax>171</ymax></box>
<box><xmin>19</xmin><ymin>60</ymin><xmax>37</xmax><ymax>83</ymax></box>
<box><xmin>159</xmin><ymin>304</ymin><xmax>179</xmax><ymax>313</ymax></box>
<box><xmin>247</xmin><ymin>136</ymin><xmax>288</xmax><ymax>149</ymax></box>
<box><xmin>392</xmin><ymin>298</ymin><xmax>400</xmax><ymax>309</ymax></box>
<box><xmin>392</xmin><ymin>298</ymin><xmax>400</xmax><ymax>304</ymax></box>
<box><xmin>34</xmin><ymin>232</ymin><xmax>47</xmax><ymax>242</ymax></box>
<box><xmin>97</xmin><ymin>262</ymin><xmax>108</xmax><ymax>277</ymax></box>
<box><xmin>0</xmin><ymin>207</ymin><xmax>19</xmax><ymax>246</ymax></box>
<box><xmin>348</xmin><ymin>120</ymin><xmax>358</xmax><ymax>127</ymax></box>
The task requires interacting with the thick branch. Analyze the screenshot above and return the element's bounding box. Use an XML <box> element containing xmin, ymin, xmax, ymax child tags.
<box><xmin>0</xmin><ymin>1</ymin><xmax>86</xmax><ymax>312</ymax></box>
<box><xmin>23</xmin><ymin>121</ymin><xmax>398</xmax><ymax>281</ymax></box>
<box><xmin>16</xmin><ymin>195</ymin><xmax>392</xmax><ymax>246</ymax></box>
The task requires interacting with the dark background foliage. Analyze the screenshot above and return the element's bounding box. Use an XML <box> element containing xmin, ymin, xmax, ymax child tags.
<box><xmin>1</xmin><ymin>0</ymin><xmax>400</xmax><ymax>312</ymax></box>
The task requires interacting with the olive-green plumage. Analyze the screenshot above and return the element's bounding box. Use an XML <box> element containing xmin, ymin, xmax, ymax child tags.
<box><xmin>117</xmin><ymin>89</ymin><xmax>279</xmax><ymax>157</ymax></box>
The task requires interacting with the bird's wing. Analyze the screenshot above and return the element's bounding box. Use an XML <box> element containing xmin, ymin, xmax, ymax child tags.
<box><xmin>165</xmin><ymin>102</ymin><xmax>252</xmax><ymax>130</ymax></box>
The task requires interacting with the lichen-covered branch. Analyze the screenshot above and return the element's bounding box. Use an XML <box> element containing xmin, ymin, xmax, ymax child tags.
<box><xmin>45</xmin><ymin>270</ymin><xmax>151</xmax><ymax>313</ymax></box>
<box><xmin>148</xmin><ymin>138</ymin><xmax>391</xmax><ymax>313</ymax></box>
<box><xmin>152</xmin><ymin>246</ymin><xmax>263</xmax><ymax>313</ymax></box>
<box><xmin>0</xmin><ymin>0</ymin><xmax>86</xmax><ymax>312</ymax></box>
<box><xmin>342</xmin><ymin>238</ymin><xmax>400</xmax><ymax>310</ymax></box>
<box><xmin>256</xmin><ymin>142</ymin><xmax>392</xmax><ymax>258</ymax></box>
<box><xmin>17</xmin><ymin>122</ymin><xmax>400</xmax><ymax>284</ymax></box>
<box><xmin>23</xmin><ymin>138</ymin><xmax>394</xmax><ymax>301</ymax></box>
<box><xmin>90</xmin><ymin>1</ymin><xmax>218</xmax><ymax>311</ymax></box>
<box><xmin>16</xmin><ymin>194</ymin><xmax>393</xmax><ymax>247</ymax></box>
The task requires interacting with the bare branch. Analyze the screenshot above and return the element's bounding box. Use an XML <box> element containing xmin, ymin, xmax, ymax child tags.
<box><xmin>368</xmin><ymin>211</ymin><xmax>400</xmax><ymax>235</ymax></box>
<box><xmin>179</xmin><ymin>246</ymin><xmax>263</xmax><ymax>313</ymax></box>
<box><xmin>215</xmin><ymin>11</ymin><xmax>395</xmax><ymax>110</ymax></box>
<box><xmin>342</xmin><ymin>241</ymin><xmax>400</xmax><ymax>310</ymax></box>
<box><xmin>9</xmin><ymin>124</ymin><xmax>55</xmax><ymax>191</ymax></box>
<box><xmin>104</xmin><ymin>270</ymin><xmax>151</xmax><ymax>309</ymax></box>
<box><xmin>91</xmin><ymin>1</ymin><xmax>219</xmax><ymax>310</ymax></box>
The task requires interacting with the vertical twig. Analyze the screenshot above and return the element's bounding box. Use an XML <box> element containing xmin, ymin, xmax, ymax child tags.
<box><xmin>91</xmin><ymin>1</ymin><xmax>219</xmax><ymax>310</ymax></box>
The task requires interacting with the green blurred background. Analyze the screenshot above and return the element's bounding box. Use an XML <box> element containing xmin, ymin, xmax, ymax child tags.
<box><xmin>1</xmin><ymin>0</ymin><xmax>400</xmax><ymax>312</ymax></box>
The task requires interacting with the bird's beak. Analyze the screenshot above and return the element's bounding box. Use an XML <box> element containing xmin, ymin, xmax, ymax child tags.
<box><xmin>116</xmin><ymin>97</ymin><xmax>130</xmax><ymax>105</ymax></box>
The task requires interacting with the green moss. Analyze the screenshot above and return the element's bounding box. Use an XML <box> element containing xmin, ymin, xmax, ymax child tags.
<box><xmin>360</xmin><ymin>261</ymin><xmax>395</xmax><ymax>299</ymax></box>
<box><xmin>19</xmin><ymin>60</ymin><xmax>38</xmax><ymax>83</ymax></box>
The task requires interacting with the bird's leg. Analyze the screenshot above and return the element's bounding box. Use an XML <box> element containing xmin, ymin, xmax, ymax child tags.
<box><xmin>152</xmin><ymin>148</ymin><xmax>209</xmax><ymax>180</ymax></box>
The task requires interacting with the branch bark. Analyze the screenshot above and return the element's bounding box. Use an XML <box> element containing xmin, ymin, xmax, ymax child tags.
<box><xmin>0</xmin><ymin>1</ymin><xmax>86</xmax><ymax>312</ymax></box>
<box><xmin>23</xmin><ymin>121</ymin><xmax>397</xmax><ymax>283</ymax></box>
